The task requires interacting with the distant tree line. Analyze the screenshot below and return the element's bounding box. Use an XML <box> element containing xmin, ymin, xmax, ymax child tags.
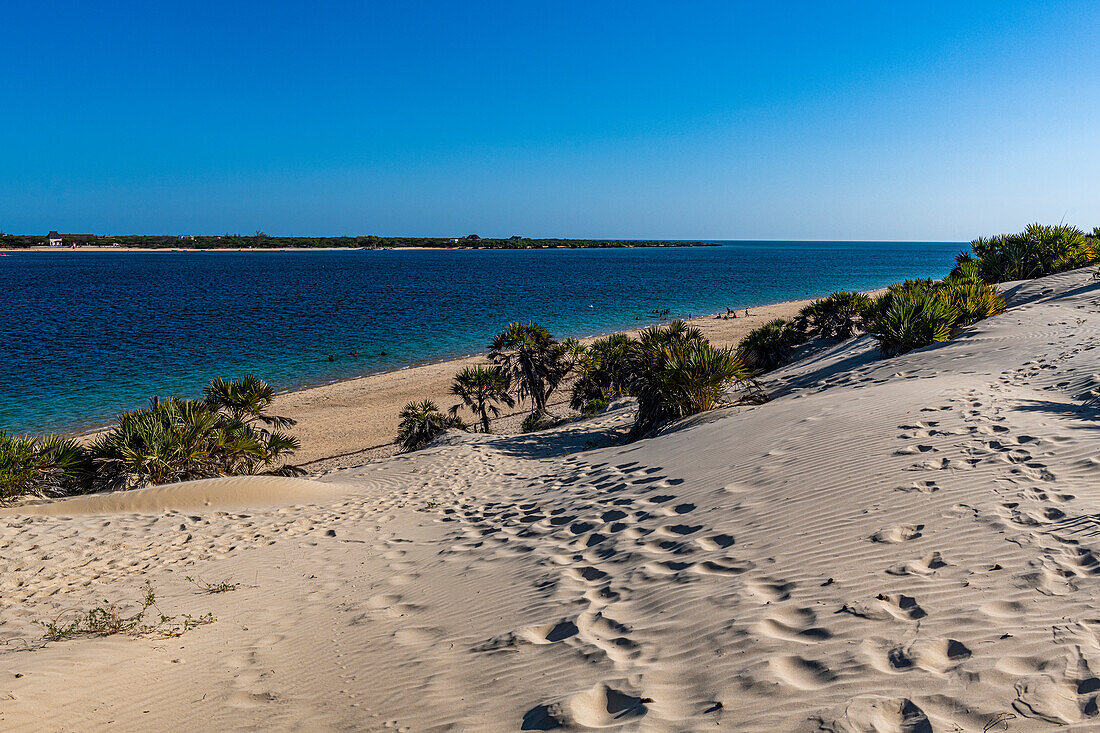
<box><xmin>0</xmin><ymin>233</ymin><xmax>711</xmax><ymax>250</ymax></box>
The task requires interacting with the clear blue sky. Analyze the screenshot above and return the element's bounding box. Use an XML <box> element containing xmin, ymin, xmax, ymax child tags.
<box><xmin>3</xmin><ymin>1</ymin><xmax>1098</xmax><ymax>240</ymax></box>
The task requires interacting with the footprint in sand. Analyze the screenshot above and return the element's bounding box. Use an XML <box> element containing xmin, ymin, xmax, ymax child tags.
<box><xmin>769</xmin><ymin>655</ymin><xmax>836</xmax><ymax>690</ymax></box>
<box><xmin>522</xmin><ymin>682</ymin><xmax>648</xmax><ymax>730</ymax></box>
<box><xmin>895</xmin><ymin>480</ymin><xmax>938</xmax><ymax>494</ymax></box>
<box><xmin>862</xmin><ymin>638</ymin><xmax>971</xmax><ymax>674</ymax></box>
<box><xmin>894</xmin><ymin>445</ymin><xmax>937</xmax><ymax>456</ymax></box>
<box><xmin>885</xmin><ymin>551</ymin><xmax>948</xmax><ymax>576</ymax></box>
<box><xmin>520</xmin><ymin>619</ymin><xmax>579</xmax><ymax>644</ymax></box>
<box><xmin>840</xmin><ymin>696</ymin><xmax>932</xmax><ymax>733</ymax></box>
<box><xmin>1013</xmin><ymin>650</ymin><xmax>1100</xmax><ymax>725</ymax></box>
<box><xmin>752</xmin><ymin>607</ymin><xmax>831</xmax><ymax>643</ymax></box>
<box><xmin>870</xmin><ymin>525</ymin><xmax>924</xmax><ymax>543</ymax></box>
<box><xmin>654</xmin><ymin>523</ymin><xmax>702</xmax><ymax>537</ymax></box>
<box><xmin>841</xmin><ymin>594</ymin><xmax>926</xmax><ymax>621</ymax></box>
<box><xmin>695</xmin><ymin>533</ymin><xmax>734</xmax><ymax>550</ymax></box>
<box><xmin>692</xmin><ymin>558</ymin><xmax>753</xmax><ymax>576</ymax></box>
<box><xmin>745</xmin><ymin>578</ymin><xmax>794</xmax><ymax>602</ymax></box>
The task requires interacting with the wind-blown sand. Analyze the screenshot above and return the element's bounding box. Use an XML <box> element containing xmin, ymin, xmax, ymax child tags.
<box><xmin>4</xmin><ymin>269</ymin><xmax>1100</xmax><ymax>730</ymax></box>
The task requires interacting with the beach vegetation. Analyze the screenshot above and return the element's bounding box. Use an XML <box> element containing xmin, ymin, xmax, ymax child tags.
<box><xmin>967</xmin><ymin>223</ymin><xmax>1094</xmax><ymax>282</ymax></box>
<box><xmin>941</xmin><ymin>278</ymin><xmax>1006</xmax><ymax>327</ymax></box>
<box><xmin>90</xmin><ymin>386</ymin><xmax>300</xmax><ymax>490</ymax></box>
<box><xmin>631</xmin><ymin>323</ymin><xmax>750</xmax><ymax>436</ymax></box>
<box><xmin>866</xmin><ymin>288</ymin><xmax>958</xmax><ymax>356</ymax></box>
<box><xmin>397</xmin><ymin>399</ymin><xmax>464</xmax><ymax>450</ymax></box>
<box><xmin>489</xmin><ymin>322</ymin><xmax>573</xmax><ymax>423</ymax></box>
<box><xmin>186</xmin><ymin>576</ymin><xmax>240</xmax><ymax>594</ymax></box>
<box><xmin>448</xmin><ymin>365</ymin><xmax>515</xmax><ymax>433</ymax></box>
<box><xmin>581</xmin><ymin>395</ymin><xmax>613</xmax><ymax>416</ymax></box>
<box><xmin>737</xmin><ymin>319</ymin><xmax>805</xmax><ymax>373</ymax></box>
<box><xmin>569</xmin><ymin>333</ymin><xmax>639</xmax><ymax>412</ymax></box>
<box><xmin>203</xmin><ymin>375</ymin><xmax>297</xmax><ymax>430</ymax></box>
<box><xmin>794</xmin><ymin>291</ymin><xmax>873</xmax><ymax>340</ymax></box>
<box><xmin>948</xmin><ymin>253</ymin><xmax>981</xmax><ymax>282</ymax></box>
<box><xmin>0</xmin><ymin>432</ymin><xmax>91</xmax><ymax>502</ymax></box>
<box><xmin>521</xmin><ymin>412</ymin><xmax>560</xmax><ymax>433</ymax></box>
<box><xmin>37</xmin><ymin>580</ymin><xmax>215</xmax><ymax>643</ymax></box>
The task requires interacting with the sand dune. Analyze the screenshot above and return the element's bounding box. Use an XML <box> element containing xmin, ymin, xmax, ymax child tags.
<box><xmin>0</xmin><ymin>476</ymin><xmax>353</xmax><ymax>516</ymax></box>
<box><xmin>4</xmin><ymin>269</ymin><xmax>1100</xmax><ymax>730</ymax></box>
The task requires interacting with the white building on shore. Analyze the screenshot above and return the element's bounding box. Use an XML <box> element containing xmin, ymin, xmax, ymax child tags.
<box><xmin>47</xmin><ymin>231</ymin><xmax>62</xmax><ymax>246</ymax></box>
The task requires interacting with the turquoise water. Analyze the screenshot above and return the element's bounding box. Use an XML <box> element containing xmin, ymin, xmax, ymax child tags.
<box><xmin>0</xmin><ymin>241</ymin><xmax>961</xmax><ymax>434</ymax></box>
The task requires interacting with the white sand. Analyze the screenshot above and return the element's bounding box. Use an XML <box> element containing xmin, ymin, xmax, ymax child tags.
<box><xmin>3</xmin><ymin>269</ymin><xmax>1100</xmax><ymax>730</ymax></box>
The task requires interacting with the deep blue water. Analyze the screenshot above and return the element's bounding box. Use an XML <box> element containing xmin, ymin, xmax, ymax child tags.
<box><xmin>0</xmin><ymin>241</ymin><xmax>962</xmax><ymax>434</ymax></box>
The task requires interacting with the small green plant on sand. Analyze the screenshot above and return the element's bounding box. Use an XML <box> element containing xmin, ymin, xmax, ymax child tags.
<box><xmin>396</xmin><ymin>399</ymin><xmax>465</xmax><ymax>450</ymax></box>
<box><xmin>737</xmin><ymin>319</ymin><xmax>805</xmax><ymax>373</ymax></box>
<box><xmin>37</xmin><ymin>581</ymin><xmax>215</xmax><ymax>642</ymax></box>
<box><xmin>186</xmin><ymin>576</ymin><xmax>240</xmax><ymax>594</ymax></box>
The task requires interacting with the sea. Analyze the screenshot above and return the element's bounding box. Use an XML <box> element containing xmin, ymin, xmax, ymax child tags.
<box><xmin>1</xmin><ymin>241</ymin><xmax>963</xmax><ymax>435</ymax></box>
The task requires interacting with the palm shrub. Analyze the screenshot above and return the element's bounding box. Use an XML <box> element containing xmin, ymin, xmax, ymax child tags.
<box><xmin>637</xmin><ymin>320</ymin><xmax>704</xmax><ymax>349</ymax></box>
<box><xmin>204</xmin><ymin>375</ymin><xmax>297</xmax><ymax>430</ymax></box>
<box><xmin>91</xmin><ymin>398</ymin><xmax>228</xmax><ymax>489</ymax></box>
<box><xmin>569</xmin><ymin>333</ymin><xmax>639</xmax><ymax>411</ymax></box>
<box><xmin>203</xmin><ymin>375</ymin><xmax>300</xmax><ymax>470</ymax></box>
<box><xmin>448</xmin><ymin>365</ymin><xmax>514</xmax><ymax>433</ymax></box>
<box><xmin>92</xmin><ymin>376</ymin><xmax>300</xmax><ymax>490</ymax></box>
<box><xmin>0</xmin><ymin>432</ymin><xmax>90</xmax><ymax>501</ymax></box>
<box><xmin>488</xmin><ymin>322</ymin><xmax>572</xmax><ymax>423</ymax></box>
<box><xmin>794</xmin><ymin>291</ymin><xmax>873</xmax><ymax>340</ymax></box>
<box><xmin>631</xmin><ymin>337</ymin><xmax>749</xmax><ymax>437</ymax></box>
<box><xmin>397</xmin><ymin>399</ymin><xmax>464</xmax><ymax>451</ymax></box>
<box><xmin>941</xmin><ymin>278</ymin><xmax>1006</xmax><ymax>327</ymax></box>
<box><xmin>866</xmin><ymin>289</ymin><xmax>958</xmax><ymax>356</ymax></box>
<box><xmin>969</xmin><ymin>223</ymin><xmax>1094</xmax><ymax>282</ymax></box>
<box><xmin>863</xmin><ymin>279</ymin><xmax>938</xmax><ymax>323</ymax></box>
<box><xmin>737</xmin><ymin>319</ymin><xmax>805</xmax><ymax>373</ymax></box>
<box><xmin>948</xmin><ymin>253</ymin><xmax>981</xmax><ymax>282</ymax></box>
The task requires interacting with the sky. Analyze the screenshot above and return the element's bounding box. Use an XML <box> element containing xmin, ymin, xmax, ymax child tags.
<box><xmin>2</xmin><ymin>1</ymin><xmax>1098</xmax><ymax>240</ymax></box>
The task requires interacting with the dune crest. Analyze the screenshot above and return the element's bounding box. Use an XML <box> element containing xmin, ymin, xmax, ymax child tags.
<box><xmin>1</xmin><ymin>475</ymin><xmax>351</xmax><ymax>515</ymax></box>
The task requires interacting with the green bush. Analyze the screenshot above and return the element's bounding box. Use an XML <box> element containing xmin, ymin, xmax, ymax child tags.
<box><xmin>737</xmin><ymin>319</ymin><xmax>805</xmax><ymax>373</ymax></box>
<box><xmin>941</xmin><ymin>278</ymin><xmax>1006</xmax><ymax>327</ymax></box>
<box><xmin>867</xmin><ymin>289</ymin><xmax>958</xmax><ymax>356</ymax></box>
<box><xmin>91</xmin><ymin>377</ymin><xmax>299</xmax><ymax>490</ymax></box>
<box><xmin>397</xmin><ymin>400</ymin><xmax>464</xmax><ymax>450</ymax></box>
<box><xmin>489</xmin><ymin>322</ymin><xmax>573</xmax><ymax>425</ymax></box>
<box><xmin>91</xmin><ymin>396</ymin><xmax>299</xmax><ymax>490</ymax></box>
<box><xmin>569</xmin><ymin>333</ymin><xmax>638</xmax><ymax>411</ymax></box>
<box><xmin>0</xmin><ymin>432</ymin><xmax>90</xmax><ymax>502</ymax></box>
<box><xmin>968</xmin><ymin>223</ymin><xmax>1094</xmax><ymax>282</ymax></box>
<box><xmin>582</xmin><ymin>395</ymin><xmax>612</xmax><ymax>416</ymax></box>
<box><xmin>632</xmin><ymin>336</ymin><xmax>749</xmax><ymax>436</ymax></box>
<box><xmin>948</xmin><ymin>253</ymin><xmax>981</xmax><ymax>282</ymax></box>
<box><xmin>449</xmin><ymin>365</ymin><xmax>514</xmax><ymax>433</ymax></box>
<box><xmin>795</xmin><ymin>291</ymin><xmax>873</xmax><ymax>340</ymax></box>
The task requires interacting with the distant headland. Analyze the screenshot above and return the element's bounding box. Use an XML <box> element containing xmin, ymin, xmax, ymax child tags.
<box><xmin>0</xmin><ymin>233</ymin><xmax>715</xmax><ymax>250</ymax></box>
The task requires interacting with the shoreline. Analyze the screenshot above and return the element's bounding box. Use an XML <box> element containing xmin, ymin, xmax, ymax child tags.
<box><xmin>66</xmin><ymin>291</ymin><xmax>883</xmax><ymax>466</ymax></box>
<box><xmin>1</xmin><ymin>242</ymin><xmax>717</xmax><ymax>253</ymax></box>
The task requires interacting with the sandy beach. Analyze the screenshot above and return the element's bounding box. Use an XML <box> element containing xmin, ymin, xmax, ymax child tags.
<box><xmin>65</xmin><ymin>295</ymin><xmax>824</xmax><ymax>467</ymax></box>
<box><xmin>3</xmin><ymin>268</ymin><xmax>1100</xmax><ymax>730</ymax></box>
<box><xmin>252</xmin><ymin>297</ymin><xmax>823</xmax><ymax>467</ymax></box>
